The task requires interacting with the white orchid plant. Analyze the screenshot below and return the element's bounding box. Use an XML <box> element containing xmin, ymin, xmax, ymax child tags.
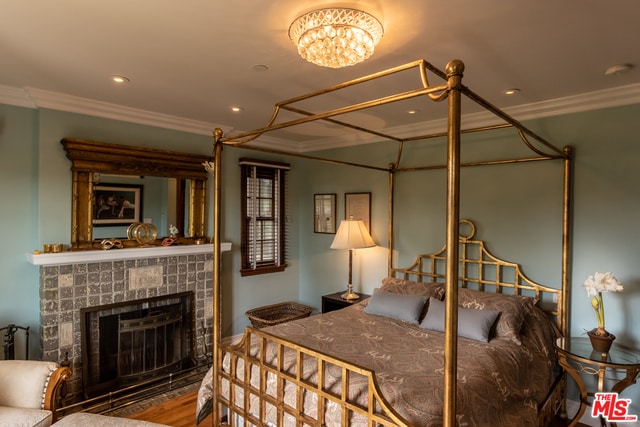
<box><xmin>583</xmin><ymin>272</ymin><xmax>623</xmax><ymax>336</ymax></box>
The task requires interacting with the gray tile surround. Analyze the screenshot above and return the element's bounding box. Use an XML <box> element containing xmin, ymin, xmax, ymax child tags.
<box><xmin>39</xmin><ymin>253</ymin><xmax>214</xmax><ymax>402</ymax></box>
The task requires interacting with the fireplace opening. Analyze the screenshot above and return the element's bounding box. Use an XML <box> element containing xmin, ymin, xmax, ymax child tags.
<box><xmin>81</xmin><ymin>291</ymin><xmax>194</xmax><ymax>398</ymax></box>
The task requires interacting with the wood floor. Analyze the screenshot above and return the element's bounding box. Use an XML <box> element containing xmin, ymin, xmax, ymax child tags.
<box><xmin>125</xmin><ymin>390</ymin><xmax>591</xmax><ymax>427</ymax></box>
<box><xmin>126</xmin><ymin>390</ymin><xmax>212</xmax><ymax>427</ymax></box>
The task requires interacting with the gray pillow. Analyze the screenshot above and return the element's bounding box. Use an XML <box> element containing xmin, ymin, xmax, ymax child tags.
<box><xmin>458</xmin><ymin>288</ymin><xmax>535</xmax><ymax>345</ymax></box>
<box><xmin>364</xmin><ymin>290</ymin><xmax>427</xmax><ymax>324</ymax></box>
<box><xmin>419</xmin><ymin>297</ymin><xmax>500</xmax><ymax>342</ymax></box>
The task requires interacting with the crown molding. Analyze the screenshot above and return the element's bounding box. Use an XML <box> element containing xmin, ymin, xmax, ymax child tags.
<box><xmin>2</xmin><ymin>82</ymin><xmax>640</xmax><ymax>153</ymax></box>
<box><xmin>0</xmin><ymin>84</ymin><xmax>37</xmax><ymax>108</ymax></box>
<box><xmin>28</xmin><ymin>87</ymin><xmax>233</xmax><ymax>137</ymax></box>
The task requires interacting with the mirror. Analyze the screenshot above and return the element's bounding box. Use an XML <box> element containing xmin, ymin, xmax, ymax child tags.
<box><xmin>62</xmin><ymin>138</ymin><xmax>211</xmax><ymax>250</ymax></box>
<box><xmin>91</xmin><ymin>175</ymin><xmax>182</xmax><ymax>240</ymax></box>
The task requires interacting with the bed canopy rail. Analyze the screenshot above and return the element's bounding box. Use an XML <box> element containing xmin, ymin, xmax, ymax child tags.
<box><xmin>217</xmin><ymin>58</ymin><xmax>566</xmax><ymax>162</ymax></box>
<box><xmin>209</xmin><ymin>58</ymin><xmax>572</xmax><ymax>427</ymax></box>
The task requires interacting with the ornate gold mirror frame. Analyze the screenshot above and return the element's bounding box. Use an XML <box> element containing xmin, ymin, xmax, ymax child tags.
<box><xmin>61</xmin><ymin>138</ymin><xmax>211</xmax><ymax>250</ymax></box>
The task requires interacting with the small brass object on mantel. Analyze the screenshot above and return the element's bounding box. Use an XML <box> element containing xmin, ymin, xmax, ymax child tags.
<box><xmin>127</xmin><ymin>222</ymin><xmax>158</xmax><ymax>246</ymax></box>
<box><xmin>43</xmin><ymin>243</ymin><xmax>64</xmax><ymax>253</ymax></box>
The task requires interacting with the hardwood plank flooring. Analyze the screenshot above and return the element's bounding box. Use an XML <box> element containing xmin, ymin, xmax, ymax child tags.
<box><xmin>126</xmin><ymin>390</ymin><xmax>212</xmax><ymax>427</ymax></box>
<box><xmin>125</xmin><ymin>390</ymin><xmax>591</xmax><ymax>427</ymax></box>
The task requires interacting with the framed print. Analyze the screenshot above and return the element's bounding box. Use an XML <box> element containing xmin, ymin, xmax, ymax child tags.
<box><xmin>345</xmin><ymin>192</ymin><xmax>371</xmax><ymax>231</ymax></box>
<box><xmin>93</xmin><ymin>184</ymin><xmax>142</xmax><ymax>226</ymax></box>
<box><xmin>314</xmin><ymin>193</ymin><xmax>336</xmax><ymax>233</ymax></box>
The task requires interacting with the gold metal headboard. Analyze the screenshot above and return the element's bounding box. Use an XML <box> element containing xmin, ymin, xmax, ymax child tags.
<box><xmin>389</xmin><ymin>219</ymin><xmax>562</xmax><ymax>322</ymax></box>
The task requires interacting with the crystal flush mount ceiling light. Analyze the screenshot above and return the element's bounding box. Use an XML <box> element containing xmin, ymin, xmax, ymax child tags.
<box><xmin>288</xmin><ymin>8</ymin><xmax>384</xmax><ymax>68</ymax></box>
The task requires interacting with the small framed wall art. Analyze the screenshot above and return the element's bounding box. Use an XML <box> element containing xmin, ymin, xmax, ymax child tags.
<box><xmin>314</xmin><ymin>193</ymin><xmax>336</xmax><ymax>233</ymax></box>
<box><xmin>345</xmin><ymin>192</ymin><xmax>371</xmax><ymax>231</ymax></box>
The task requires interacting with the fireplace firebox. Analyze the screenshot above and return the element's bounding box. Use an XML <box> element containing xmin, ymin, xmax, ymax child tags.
<box><xmin>81</xmin><ymin>292</ymin><xmax>194</xmax><ymax>398</ymax></box>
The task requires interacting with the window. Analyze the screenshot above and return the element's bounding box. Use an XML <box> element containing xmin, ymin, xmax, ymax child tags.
<box><xmin>240</xmin><ymin>158</ymin><xmax>289</xmax><ymax>276</ymax></box>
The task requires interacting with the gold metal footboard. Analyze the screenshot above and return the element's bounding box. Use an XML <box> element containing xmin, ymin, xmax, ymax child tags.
<box><xmin>216</xmin><ymin>327</ymin><xmax>410</xmax><ymax>427</ymax></box>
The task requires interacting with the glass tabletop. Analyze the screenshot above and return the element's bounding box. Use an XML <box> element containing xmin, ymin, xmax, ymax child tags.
<box><xmin>556</xmin><ymin>337</ymin><xmax>640</xmax><ymax>367</ymax></box>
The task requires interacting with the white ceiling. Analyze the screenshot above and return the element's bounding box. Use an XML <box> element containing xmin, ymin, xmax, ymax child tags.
<box><xmin>1</xmin><ymin>0</ymin><xmax>639</xmax><ymax>151</ymax></box>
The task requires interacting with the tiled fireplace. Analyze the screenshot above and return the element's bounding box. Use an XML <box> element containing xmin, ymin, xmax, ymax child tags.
<box><xmin>30</xmin><ymin>244</ymin><xmax>229</xmax><ymax>403</ymax></box>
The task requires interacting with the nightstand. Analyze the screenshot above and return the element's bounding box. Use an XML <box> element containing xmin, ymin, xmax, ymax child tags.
<box><xmin>322</xmin><ymin>291</ymin><xmax>370</xmax><ymax>313</ymax></box>
<box><xmin>554</xmin><ymin>337</ymin><xmax>640</xmax><ymax>426</ymax></box>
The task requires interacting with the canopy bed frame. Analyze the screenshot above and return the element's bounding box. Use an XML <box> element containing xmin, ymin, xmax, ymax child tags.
<box><xmin>207</xmin><ymin>59</ymin><xmax>573</xmax><ymax>426</ymax></box>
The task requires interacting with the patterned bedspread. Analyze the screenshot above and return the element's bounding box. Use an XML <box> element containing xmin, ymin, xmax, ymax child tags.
<box><xmin>197</xmin><ymin>299</ymin><xmax>559</xmax><ymax>426</ymax></box>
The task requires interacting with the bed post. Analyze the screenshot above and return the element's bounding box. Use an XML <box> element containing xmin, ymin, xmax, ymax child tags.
<box><xmin>388</xmin><ymin>164</ymin><xmax>395</xmax><ymax>274</ymax></box>
<box><xmin>443</xmin><ymin>59</ymin><xmax>464</xmax><ymax>427</ymax></box>
<box><xmin>561</xmin><ymin>145</ymin><xmax>573</xmax><ymax>338</ymax></box>
<box><xmin>211</xmin><ymin>128</ymin><xmax>224</xmax><ymax>426</ymax></box>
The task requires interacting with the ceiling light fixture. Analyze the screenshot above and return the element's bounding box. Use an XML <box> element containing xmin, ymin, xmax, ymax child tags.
<box><xmin>288</xmin><ymin>8</ymin><xmax>384</xmax><ymax>69</ymax></box>
<box><xmin>111</xmin><ymin>75</ymin><xmax>130</xmax><ymax>84</ymax></box>
<box><xmin>604</xmin><ymin>63</ymin><xmax>633</xmax><ymax>76</ymax></box>
<box><xmin>503</xmin><ymin>88</ymin><xmax>520</xmax><ymax>95</ymax></box>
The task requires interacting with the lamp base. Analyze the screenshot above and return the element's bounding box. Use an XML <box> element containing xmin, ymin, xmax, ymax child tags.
<box><xmin>340</xmin><ymin>284</ymin><xmax>360</xmax><ymax>300</ymax></box>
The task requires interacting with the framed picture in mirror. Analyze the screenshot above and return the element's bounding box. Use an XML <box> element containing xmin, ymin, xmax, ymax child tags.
<box><xmin>314</xmin><ymin>193</ymin><xmax>336</xmax><ymax>233</ymax></box>
<box><xmin>93</xmin><ymin>184</ymin><xmax>143</xmax><ymax>226</ymax></box>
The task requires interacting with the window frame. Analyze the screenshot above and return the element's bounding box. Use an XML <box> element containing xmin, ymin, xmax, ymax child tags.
<box><xmin>239</xmin><ymin>158</ymin><xmax>289</xmax><ymax>277</ymax></box>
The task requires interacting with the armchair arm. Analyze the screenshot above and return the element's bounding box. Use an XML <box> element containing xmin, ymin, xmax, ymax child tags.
<box><xmin>44</xmin><ymin>365</ymin><xmax>72</xmax><ymax>422</ymax></box>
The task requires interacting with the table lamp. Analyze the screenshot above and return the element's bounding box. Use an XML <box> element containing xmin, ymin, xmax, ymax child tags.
<box><xmin>330</xmin><ymin>216</ymin><xmax>375</xmax><ymax>300</ymax></box>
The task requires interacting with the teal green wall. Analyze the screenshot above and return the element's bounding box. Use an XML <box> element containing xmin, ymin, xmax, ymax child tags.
<box><xmin>299</xmin><ymin>125</ymin><xmax>566</xmax><ymax>301</ymax></box>
<box><xmin>0</xmin><ymin>104</ymin><xmax>39</xmax><ymax>360</ymax></box>
<box><xmin>1</xmin><ymin>101</ymin><xmax>639</xmax><ymax>412</ymax></box>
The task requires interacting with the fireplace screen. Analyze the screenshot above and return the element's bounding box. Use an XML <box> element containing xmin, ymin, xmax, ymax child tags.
<box><xmin>82</xmin><ymin>292</ymin><xmax>194</xmax><ymax>398</ymax></box>
<box><xmin>117</xmin><ymin>306</ymin><xmax>183</xmax><ymax>381</ymax></box>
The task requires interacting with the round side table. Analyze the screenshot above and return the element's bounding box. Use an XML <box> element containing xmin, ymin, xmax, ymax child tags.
<box><xmin>554</xmin><ymin>337</ymin><xmax>640</xmax><ymax>426</ymax></box>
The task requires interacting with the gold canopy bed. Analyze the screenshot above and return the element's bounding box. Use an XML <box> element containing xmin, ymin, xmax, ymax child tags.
<box><xmin>205</xmin><ymin>59</ymin><xmax>573</xmax><ymax>426</ymax></box>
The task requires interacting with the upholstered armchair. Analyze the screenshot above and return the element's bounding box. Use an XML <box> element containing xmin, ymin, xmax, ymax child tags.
<box><xmin>0</xmin><ymin>360</ymin><xmax>71</xmax><ymax>427</ymax></box>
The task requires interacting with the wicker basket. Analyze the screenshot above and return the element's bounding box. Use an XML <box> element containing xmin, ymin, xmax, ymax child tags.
<box><xmin>245</xmin><ymin>301</ymin><xmax>313</xmax><ymax>328</ymax></box>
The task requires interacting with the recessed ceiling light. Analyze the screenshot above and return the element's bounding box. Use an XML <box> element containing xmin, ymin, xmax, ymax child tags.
<box><xmin>231</xmin><ymin>106</ymin><xmax>244</xmax><ymax>113</ymax></box>
<box><xmin>111</xmin><ymin>75</ymin><xmax>130</xmax><ymax>84</ymax></box>
<box><xmin>503</xmin><ymin>88</ymin><xmax>520</xmax><ymax>95</ymax></box>
<box><xmin>253</xmin><ymin>65</ymin><xmax>269</xmax><ymax>72</ymax></box>
<box><xmin>406</xmin><ymin>109</ymin><xmax>419</xmax><ymax>115</ymax></box>
<box><xmin>604</xmin><ymin>63</ymin><xmax>633</xmax><ymax>76</ymax></box>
